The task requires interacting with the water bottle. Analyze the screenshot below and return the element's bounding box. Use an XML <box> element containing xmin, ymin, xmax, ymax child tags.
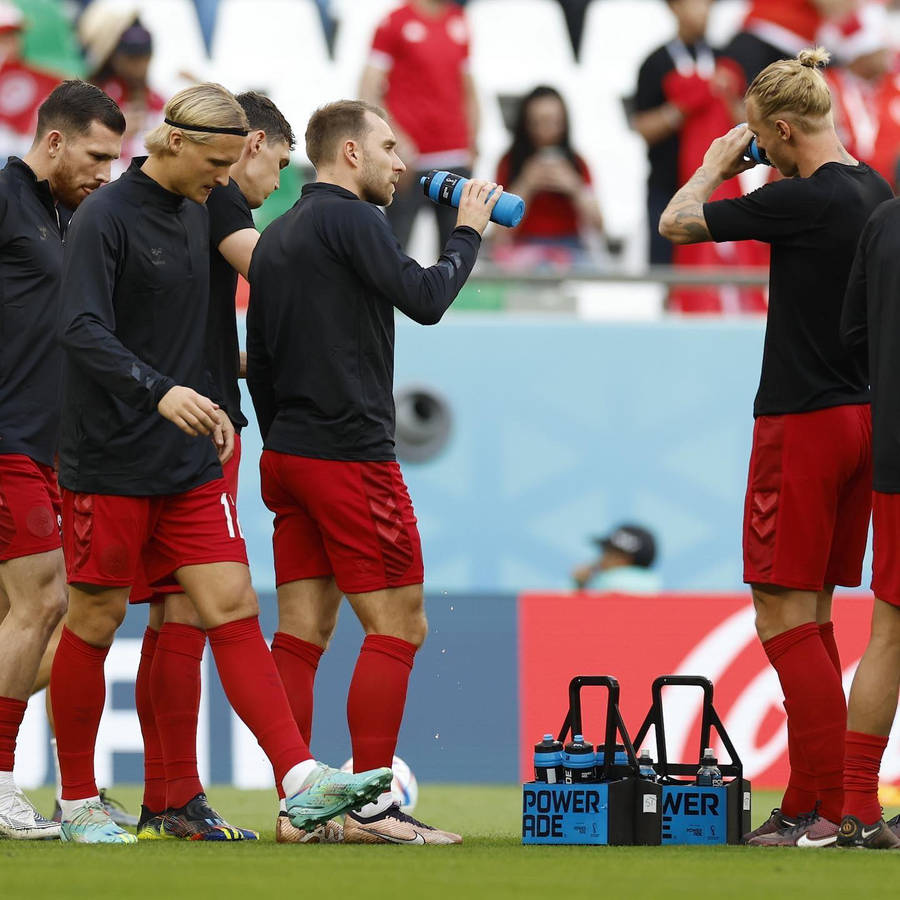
<box><xmin>696</xmin><ymin>748</ymin><xmax>724</xmax><ymax>786</ymax></box>
<box><xmin>563</xmin><ymin>734</ymin><xmax>596</xmax><ymax>784</ymax></box>
<box><xmin>738</xmin><ymin>125</ymin><xmax>772</xmax><ymax>166</ymax></box>
<box><xmin>420</xmin><ymin>170</ymin><xmax>526</xmax><ymax>228</ymax></box>
<box><xmin>638</xmin><ymin>749</ymin><xmax>658</xmax><ymax>782</ymax></box>
<box><xmin>533</xmin><ymin>734</ymin><xmax>565</xmax><ymax>784</ymax></box>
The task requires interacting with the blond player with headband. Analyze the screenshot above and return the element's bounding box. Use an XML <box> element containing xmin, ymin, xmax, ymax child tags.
<box><xmin>660</xmin><ymin>48</ymin><xmax>892</xmax><ymax>847</ymax></box>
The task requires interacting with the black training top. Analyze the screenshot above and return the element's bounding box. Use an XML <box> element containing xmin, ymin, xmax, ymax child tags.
<box><xmin>704</xmin><ymin>162</ymin><xmax>892</xmax><ymax>417</ymax></box>
<box><xmin>206</xmin><ymin>178</ymin><xmax>253</xmax><ymax>432</ymax></box>
<box><xmin>58</xmin><ymin>157</ymin><xmax>221</xmax><ymax>496</ymax></box>
<box><xmin>247</xmin><ymin>181</ymin><xmax>482</xmax><ymax>460</ymax></box>
<box><xmin>842</xmin><ymin>197</ymin><xmax>900</xmax><ymax>492</ymax></box>
<box><xmin>0</xmin><ymin>157</ymin><xmax>69</xmax><ymax>466</ymax></box>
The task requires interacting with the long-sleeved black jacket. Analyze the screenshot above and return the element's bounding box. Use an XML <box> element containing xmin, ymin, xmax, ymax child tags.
<box><xmin>246</xmin><ymin>181</ymin><xmax>481</xmax><ymax>461</ymax></box>
<box><xmin>58</xmin><ymin>158</ymin><xmax>220</xmax><ymax>495</ymax></box>
<box><xmin>0</xmin><ymin>157</ymin><xmax>68</xmax><ymax>466</ymax></box>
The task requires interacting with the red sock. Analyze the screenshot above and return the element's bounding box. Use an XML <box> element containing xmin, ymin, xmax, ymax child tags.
<box><xmin>206</xmin><ymin>616</ymin><xmax>310</xmax><ymax>785</ymax></box>
<box><xmin>0</xmin><ymin>696</ymin><xmax>26</xmax><ymax>772</ymax></box>
<box><xmin>781</xmin><ymin>713</ymin><xmax>818</xmax><ymax>818</ymax></box>
<box><xmin>843</xmin><ymin>730</ymin><xmax>888</xmax><ymax>824</ymax></box>
<box><xmin>152</xmin><ymin>623</ymin><xmax>206</xmax><ymax>809</ymax></box>
<box><xmin>136</xmin><ymin>628</ymin><xmax>166</xmax><ymax>812</ymax></box>
<box><xmin>271</xmin><ymin>632</ymin><xmax>322</xmax><ymax>746</ymax></box>
<box><xmin>819</xmin><ymin>621</ymin><xmax>842</xmax><ymax>676</ymax></box>
<box><xmin>50</xmin><ymin>627</ymin><xmax>109</xmax><ymax>800</ymax></box>
<box><xmin>347</xmin><ymin>635</ymin><xmax>416</xmax><ymax>772</ymax></box>
<box><xmin>763</xmin><ymin>622</ymin><xmax>846</xmax><ymax>824</ymax></box>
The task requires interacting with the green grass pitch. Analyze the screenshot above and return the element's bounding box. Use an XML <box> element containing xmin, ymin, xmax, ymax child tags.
<box><xmin>3</xmin><ymin>786</ymin><xmax>898</xmax><ymax>899</ymax></box>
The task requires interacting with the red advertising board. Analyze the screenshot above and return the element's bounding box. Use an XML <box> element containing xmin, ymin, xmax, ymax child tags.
<box><xmin>519</xmin><ymin>592</ymin><xmax>882</xmax><ymax>788</ymax></box>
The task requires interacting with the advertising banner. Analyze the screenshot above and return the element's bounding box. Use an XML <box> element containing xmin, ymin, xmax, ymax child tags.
<box><xmin>519</xmin><ymin>592</ymin><xmax>884</xmax><ymax>787</ymax></box>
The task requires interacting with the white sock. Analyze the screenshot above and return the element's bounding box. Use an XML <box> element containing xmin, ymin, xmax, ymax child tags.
<box><xmin>281</xmin><ymin>759</ymin><xmax>319</xmax><ymax>798</ymax></box>
<box><xmin>0</xmin><ymin>770</ymin><xmax>15</xmax><ymax>791</ymax></box>
<box><xmin>353</xmin><ymin>791</ymin><xmax>394</xmax><ymax>819</ymax></box>
<box><xmin>279</xmin><ymin>798</ymin><xmax>287</xmax><ymax>813</ymax></box>
<box><xmin>50</xmin><ymin>738</ymin><xmax>62</xmax><ymax>803</ymax></box>
<box><xmin>59</xmin><ymin>796</ymin><xmax>99</xmax><ymax>821</ymax></box>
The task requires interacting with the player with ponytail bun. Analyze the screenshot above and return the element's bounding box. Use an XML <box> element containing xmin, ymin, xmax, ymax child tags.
<box><xmin>660</xmin><ymin>49</ymin><xmax>893</xmax><ymax>847</ymax></box>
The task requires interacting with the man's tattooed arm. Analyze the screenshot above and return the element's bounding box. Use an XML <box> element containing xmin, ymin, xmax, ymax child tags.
<box><xmin>658</xmin><ymin>166</ymin><xmax>723</xmax><ymax>244</ymax></box>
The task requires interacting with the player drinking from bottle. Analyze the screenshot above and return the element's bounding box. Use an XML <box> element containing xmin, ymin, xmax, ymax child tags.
<box><xmin>247</xmin><ymin>100</ymin><xmax>501</xmax><ymax>844</ymax></box>
<box><xmin>660</xmin><ymin>47</ymin><xmax>892</xmax><ymax>847</ymax></box>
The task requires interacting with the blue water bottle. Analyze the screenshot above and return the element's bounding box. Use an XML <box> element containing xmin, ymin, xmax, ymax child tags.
<box><xmin>738</xmin><ymin>125</ymin><xmax>772</xmax><ymax>166</ymax></box>
<box><xmin>420</xmin><ymin>170</ymin><xmax>525</xmax><ymax>228</ymax></box>
<box><xmin>638</xmin><ymin>749</ymin><xmax>658</xmax><ymax>782</ymax></box>
<box><xmin>533</xmin><ymin>734</ymin><xmax>565</xmax><ymax>784</ymax></box>
<box><xmin>563</xmin><ymin>734</ymin><xmax>596</xmax><ymax>784</ymax></box>
<box><xmin>696</xmin><ymin>748</ymin><xmax>724</xmax><ymax>786</ymax></box>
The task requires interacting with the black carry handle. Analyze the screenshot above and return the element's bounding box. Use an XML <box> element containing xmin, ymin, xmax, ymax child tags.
<box><xmin>557</xmin><ymin>675</ymin><xmax>639</xmax><ymax>779</ymax></box>
<box><xmin>632</xmin><ymin>675</ymin><xmax>743</xmax><ymax>781</ymax></box>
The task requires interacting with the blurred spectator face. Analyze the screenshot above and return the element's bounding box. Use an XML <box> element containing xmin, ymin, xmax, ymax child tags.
<box><xmin>241</xmin><ymin>136</ymin><xmax>291</xmax><ymax>210</ymax></box>
<box><xmin>52</xmin><ymin>120</ymin><xmax>123</xmax><ymax>209</ymax></box>
<box><xmin>359</xmin><ymin>111</ymin><xmax>405</xmax><ymax>206</ymax></box>
<box><xmin>109</xmin><ymin>49</ymin><xmax>151</xmax><ymax>89</ymax></box>
<box><xmin>598</xmin><ymin>547</ymin><xmax>633</xmax><ymax>571</ymax></box>
<box><xmin>668</xmin><ymin>0</ymin><xmax>711</xmax><ymax>43</ymax></box>
<box><xmin>525</xmin><ymin>95</ymin><xmax>567</xmax><ymax>148</ymax></box>
<box><xmin>0</xmin><ymin>28</ymin><xmax>21</xmax><ymax>65</ymax></box>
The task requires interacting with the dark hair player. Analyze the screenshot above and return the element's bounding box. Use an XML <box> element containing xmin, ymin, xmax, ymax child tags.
<box><xmin>0</xmin><ymin>80</ymin><xmax>124</xmax><ymax>841</ymax></box>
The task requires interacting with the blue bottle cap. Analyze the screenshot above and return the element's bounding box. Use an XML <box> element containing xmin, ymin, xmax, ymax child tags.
<box><xmin>574</xmin><ymin>734</ymin><xmax>584</xmax><ymax>742</ymax></box>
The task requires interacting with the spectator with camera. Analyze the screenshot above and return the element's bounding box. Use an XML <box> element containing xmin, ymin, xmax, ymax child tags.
<box><xmin>492</xmin><ymin>85</ymin><xmax>606</xmax><ymax>266</ymax></box>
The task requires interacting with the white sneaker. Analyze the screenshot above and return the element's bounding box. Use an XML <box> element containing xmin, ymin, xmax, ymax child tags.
<box><xmin>0</xmin><ymin>786</ymin><xmax>61</xmax><ymax>840</ymax></box>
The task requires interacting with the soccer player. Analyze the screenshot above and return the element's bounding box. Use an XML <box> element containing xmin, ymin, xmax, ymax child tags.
<box><xmin>51</xmin><ymin>83</ymin><xmax>391</xmax><ymax>845</ymax></box>
<box><xmin>247</xmin><ymin>100</ymin><xmax>500</xmax><ymax>845</ymax></box>
<box><xmin>659</xmin><ymin>48</ymin><xmax>892</xmax><ymax>847</ymax></box>
<box><xmin>0</xmin><ymin>80</ymin><xmax>124</xmax><ymax>840</ymax></box>
<box><xmin>132</xmin><ymin>90</ymin><xmax>295</xmax><ymax>843</ymax></box>
<box><xmin>834</xmin><ymin>199</ymin><xmax>900</xmax><ymax>849</ymax></box>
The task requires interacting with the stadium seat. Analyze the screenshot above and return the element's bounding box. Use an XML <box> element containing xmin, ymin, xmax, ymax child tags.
<box><xmin>707</xmin><ymin>0</ymin><xmax>747</xmax><ymax>49</ymax></box>
<box><xmin>210</xmin><ymin>0</ymin><xmax>333</xmax><ymax>147</ymax></box>
<box><xmin>93</xmin><ymin>0</ymin><xmax>209</xmax><ymax>94</ymax></box>
<box><xmin>331</xmin><ymin>0</ymin><xmax>398</xmax><ymax>99</ymax></box>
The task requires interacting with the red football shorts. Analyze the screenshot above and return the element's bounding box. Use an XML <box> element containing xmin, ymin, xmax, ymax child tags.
<box><xmin>0</xmin><ymin>454</ymin><xmax>62</xmax><ymax>562</ymax></box>
<box><xmin>129</xmin><ymin>435</ymin><xmax>242</xmax><ymax>603</ymax></box>
<box><xmin>259</xmin><ymin>451</ymin><xmax>424</xmax><ymax>594</ymax></box>
<box><xmin>743</xmin><ymin>403</ymin><xmax>872</xmax><ymax>591</ymax></box>
<box><xmin>62</xmin><ymin>475</ymin><xmax>247</xmax><ymax>589</ymax></box>
<box><xmin>871</xmin><ymin>492</ymin><xmax>900</xmax><ymax>606</ymax></box>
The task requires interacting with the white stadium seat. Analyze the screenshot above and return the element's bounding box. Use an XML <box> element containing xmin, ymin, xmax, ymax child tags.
<box><xmin>210</xmin><ymin>0</ymin><xmax>333</xmax><ymax>149</ymax></box>
<box><xmin>332</xmin><ymin>0</ymin><xmax>399</xmax><ymax>99</ymax></box>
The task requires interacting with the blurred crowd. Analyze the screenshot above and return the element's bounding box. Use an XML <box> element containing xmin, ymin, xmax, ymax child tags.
<box><xmin>3</xmin><ymin>0</ymin><xmax>900</xmax><ymax>314</ymax></box>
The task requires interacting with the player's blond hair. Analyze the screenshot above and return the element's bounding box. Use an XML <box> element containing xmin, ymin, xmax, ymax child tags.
<box><xmin>746</xmin><ymin>47</ymin><xmax>833</xmax><ymax>132</ymax></box>
<box><xmin>145</xmin><ymin>83</ymin><xmax>249</xmax><ymax>154</ymax></box>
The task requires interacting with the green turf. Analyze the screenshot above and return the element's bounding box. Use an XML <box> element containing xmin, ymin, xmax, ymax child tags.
<box><xmin>3</xmin><ymin>786</ymin><xmax>897</xmax><ymax>899</ymax></box>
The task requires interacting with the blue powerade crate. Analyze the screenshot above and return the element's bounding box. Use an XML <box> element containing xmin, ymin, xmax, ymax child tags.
<box><xmin>632</xmin><ymin>676</ymin><xmax>752</xmax><ymax>845</ymax></box>
<box><xmin>522</xmin><ymin>676</ymin><xmax>662</xmax><ymax>846</ymax></box>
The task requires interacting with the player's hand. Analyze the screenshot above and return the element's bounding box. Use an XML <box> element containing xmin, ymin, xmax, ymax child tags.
<box><xmin>158</xmin><ymin>385</ymin><xmax>220</xmax><ymax>437</ymax></box>
<box><xmin>211</xmin><ymin>409</ymin><xmax>234</xmax><ymax>465</ymax></box>
<box><xmin>702</xmin><ymin>123</ymin><xmax>756</xmax><ymax>180</ymax></box>
<box><xmin>456</xmin><ymin>180</ymin><xmax>503</xmax><ymax>235</ymax></box>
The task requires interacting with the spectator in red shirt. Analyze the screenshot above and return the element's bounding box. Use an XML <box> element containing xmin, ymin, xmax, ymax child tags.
<box><xmin>360</xmin><ymin>0</ymin><xmax>479</xmax><ymax>251</ymax></box>
<box><xmin>492</xmin><ymin>85</ymin><xmax>604</xmax><ymax>265</ymax></box>
<box><xmin>0</xmin><ymin>2</ymin><xmax>61</xmax><ymax>163</ymax></box>
<box><xmin>823</xmin><ymin>2</ymin><xmax>900</xmax><ymax>190</ymax></box>
<box><xmin>78</xmin><ymin>3</ymin><xmax>164</xmax><ymax>176</ymax></box>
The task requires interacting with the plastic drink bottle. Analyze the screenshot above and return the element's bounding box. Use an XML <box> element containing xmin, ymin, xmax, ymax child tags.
<box><xmin>563</xmin><ymin>734</ymin><xmax>596</xmax><ymax>784</ymax></box>
<box><xmin>696</xmin><ymin>748</ymin><xmax>724</xmax><ymax>786</ymax></box>
<box><xmin>533</xmin><ymin>734</ymin><xmax>565</xmax><ymax>784</ymax></box>
<box><xmin>420</xmin><ymin>170</ymin><xmax>526</xmax><ymax>227</ymax></box>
